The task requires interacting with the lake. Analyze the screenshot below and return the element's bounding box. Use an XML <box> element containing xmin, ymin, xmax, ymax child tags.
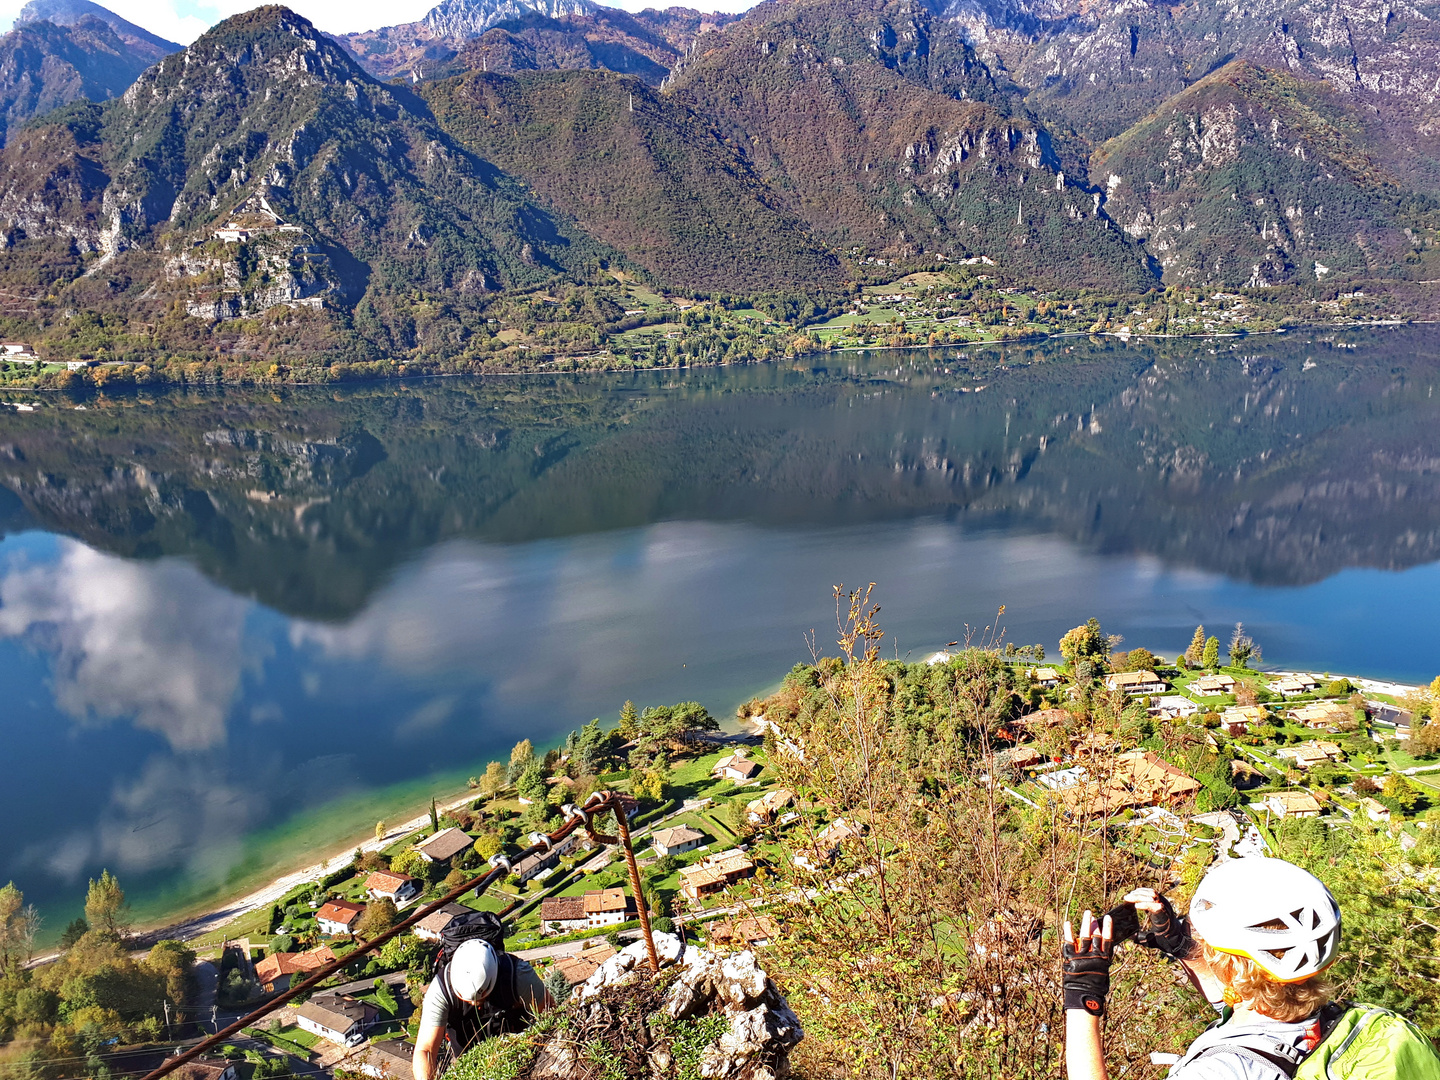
<box><xmin>3</xmin><ymin>325</ymin><xmax>1440</xmax><ymax>933</ymax></box>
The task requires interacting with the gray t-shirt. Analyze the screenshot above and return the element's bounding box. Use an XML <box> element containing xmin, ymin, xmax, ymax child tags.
<box><xmin>418</xmin><ymin>957</ymin><xmax>548</xmax><ymax>1038</ymax></box>
<box><xmin>1169</xmin><ymin>1014</ymin><xmax>1321</xmax><ymax>1080</ymax></box>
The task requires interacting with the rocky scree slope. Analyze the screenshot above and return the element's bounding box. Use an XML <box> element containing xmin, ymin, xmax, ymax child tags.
<box><xmin>421</xmin><ymin>68</ymin><xmax>844</xmax><ymax>292</ymax></box>
<box><xmin>0</xmin><ymin>5</ymin><xmax>621</xmax><ymax>354</ymax></box>
<box><xmin>450</xmin><ymin>933</ymin><xmax>802</xmax><ymax>1080</ymax></box>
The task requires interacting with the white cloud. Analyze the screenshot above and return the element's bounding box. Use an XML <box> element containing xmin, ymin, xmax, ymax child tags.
<box><xmin>0</xmin><ymin>540</ymin><xmax>250</xmax><ymax>751</ymax></box>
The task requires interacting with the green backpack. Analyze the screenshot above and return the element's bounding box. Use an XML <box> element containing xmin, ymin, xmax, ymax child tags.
<box><xmin>1170</xmin><ymin>1002</ymin><xmax>1440</xmax><ymax>1080</ymax></box>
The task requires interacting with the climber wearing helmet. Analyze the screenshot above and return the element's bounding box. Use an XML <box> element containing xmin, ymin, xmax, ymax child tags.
<box><xmin>1062</xmin><ymin>857</ymin><xmax>1344</xmax><ymax>1080</ymax></box>
<box><xmin>411</xmin><ymin>939</ymin><xmax>552</xmax><ymax>1080</ymax></box>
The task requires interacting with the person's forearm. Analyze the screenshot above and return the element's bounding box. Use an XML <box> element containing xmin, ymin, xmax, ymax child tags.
<box><xmin>1066</xmin><ymin>1009</ymin><xmax>1107</xmax><ymax>1080</ymax></box>
<box><xmin>413</xmin><ymin>1047</ymin><xmax>434</xmax><ymax>1080</ymax></box>
<box><xmin>1178</xmin><ymin>954</ymin><xmax>1225</xmax><ymax>1006</ymax></box>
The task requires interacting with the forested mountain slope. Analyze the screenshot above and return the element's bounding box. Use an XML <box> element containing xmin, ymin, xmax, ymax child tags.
<box><xmin>667</xmin><ymin>0</ymin><xmax>1156</xmax><ymax>289</ymax></box>
<box><xmin>0</xmin><ymin>6</ymin><xmax>621</xmax><ymax>359</ymax></box>
<box><xmin>422</xmin><ymin>69</ymin><xmax>844</xmax><ymax>291</ymax></box>
<box><xmin>0</xmin><ymin>2</ymin><xmax>175</xmax><ymax>145</ymax></box>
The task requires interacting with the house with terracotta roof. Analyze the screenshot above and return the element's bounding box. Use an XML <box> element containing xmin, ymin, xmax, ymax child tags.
<box><xmin>412</xmin><ymin>903</ymin><xmax>471</xmax><ymax>942</ymax></box>
<box><xmin>746</xmin><ymin>788</ymin><xmax>795</xmax><ymax>824</ymax></box>
<box><xmin>1191</xmin><ymin>674</ymin><xmax>1237</xmax><ymax>696</ymax></box>
<box><xmin>171</xmin><ymin>1058</ymin><xmax>239</xmax><ymax>1080</ymax></box>
<box><xmin>1105</xmin><ymin>670</ymin><xmax>1167</xmax><ymax>697</ymax></box>
<box><xmin>316</xmin><ymin>899</ymin><xmax>365</xmax><ymax>936</ymax></box>
<box><xmin>296</xmin><ymin>992</ymin><xmax>377</xmax><ymax>1045</ymax></box>
<box><xmin>1058</xmin><ymin>751</ymin><xmax>1201</xmax><ymax>816</ymax></box>
<box><xmin>1265</xmin><ymin>790</ymin><xmax>1323</xmax><ymax>819</ymax></box>
<box><xmin>707</xmin><ymin>916</ymin><xmax>778</xmax><ymax>949</ymax></box>
<box><xmin>551</xmin><ymin>942</ymin><xmax>617</xmax><ymax>987</ymax></box>
<box><xmin>364</xmin><ymin>870</ymin><xmax>419</xmax><ymax>904</ymax></box>
<box><xmin>539</xmin><ymin>897</ymin><xmax>589</xmax><ymax>936</ymax></box>
<box><xmin>415</xmin><ymin>827</ymin><xmax>474</xmax><ymax>864</ymax></box>
<box><xmin>651</xmin><ymin>825</ymin><xmax>706</xmax><ymax>856</ymax></box>
<box><xmin>254</xmin><ymin>945</ymin><xmax>336</xmax><ymax>993</ymax></box>
<box><xmin>680</xmin><ymin>850</ymin><xmax>755</xmax><ymax>900</ymax></box>
<box><xmin>1276</xmin><ymin>740</ymin><xmax>1344</xmax><ymax>770</ymax></box>
<box><xmin>1031</xmin><ymin>667</ymin><xmax>1062</xmax><ymax>688</ymax></box>
<box><xmin>1361</xmin><ymin>797</ymin><xmax>1391</xmax><ymax>823</ymax></box>
<box><xmin>713</xmin><ymin>753</ymin><xmax>764</xmax><ymax>782</ymax></box>
<box><xmin>354</xmin><ymin>1039</ymin><xmax>415</xmax><ymax>1079</ymax></box>
<box><xmin>1290</xmin><ymin>701</ymin><xmax>1355</xmax><ymax>730</ymax></box>
<box><xmin>584</xmin><ymin>887</ymin><xmax>634</xmax><ymax>927</ymax></box>
<box><xmin>1271</xmin><ymin>674</ymin><xmax>1320</xmax><ymax>698</ymax></box>
<box><xmin>1220</xmin><ymin>705</ymin><xmax>1270</xmax><ymax>736</ymax></box>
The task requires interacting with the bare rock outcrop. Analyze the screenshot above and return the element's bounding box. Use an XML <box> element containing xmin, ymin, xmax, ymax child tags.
<box><xmin>452</xmin><ymin>933</ymin><xmax>802</xmax><ymax>1080</ymax></box>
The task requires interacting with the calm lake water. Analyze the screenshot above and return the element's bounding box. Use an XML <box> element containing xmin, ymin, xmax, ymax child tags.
<box><xmin>3</xmin><ymin>326</ymin><xmax>1440</xmax><ymax>933</ymax></box>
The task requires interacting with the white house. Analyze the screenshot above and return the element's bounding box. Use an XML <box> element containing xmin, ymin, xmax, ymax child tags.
<box><xmin>528</xmin><ymin>830</ymin><xmax>582</xmax><ymax>859</ymax></box>
<box><xmin>412</xmin><ymin>903</ymin><xmax>471</xmax><ymax>942</ymax></box>
<box><xmin>713</xmin><ymin>752</ymin><xmax>763</xmax><ymax>782</ymax></box>
<box><xmin>650</xmin><ymin>826</ymin><xmax>706</xmax><ymax>856</ymax></box>
<box><xmin>1190</xmin><ymin>674</ymin><xmax>1237</xmax><ymax>696</ymax></box>
<box><xmin>363</xmin><ymin>870</ymin><xmax>419</xmax><ymax>904</ymax></box>
<box><xmin>1105</xmin><ymin>671</ymin><xmax>1167</xmax><ymax>696</ymax></box>
<box><xmin>315</xmin><ymin>899</ymin><xmax>365</xmax><ymax>936</ymax></box>
<box><xmin>539</xmin><ymin>897</ymin><xmax>589</xmax><ymax>935</ymax></box>
<box><xmin>1270</xmin><ymin>674</ymin><xmax>1320</xmax><ymax>697</ymax></box>
<box><xmin>353</xmin><ymin>1039</ymin><xmax>414</xmax><ymax>1079</ymax></box>
<box><xmin>295</xmin><ymin>993</ymin><xmax>377</xmax><ymax>1045</ymax></box>
<box><xmin>1148</xmin><ymin>695</ymin><xmax>1198</xmax><ymax>719</ymax></box>
<box><xmin>584</xmin><ymin>887</ymin><xmax>633</xmax><ymax>927</ymax></box>
<box><xmin>214</xmin><ymin>224</ymin><xmax>250</xmax><ymax>243</ymax></box>
<box><xmin>1031</xmin><ymin>667</ymin><xmax>1062</xmax><ymax>688</ymax></box>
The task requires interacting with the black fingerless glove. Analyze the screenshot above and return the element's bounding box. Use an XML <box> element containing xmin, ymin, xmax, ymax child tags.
<box><xmin>1062</xmin><ymin>935</ymin><xmax>1113</xmax><ymax>1016</ymax></box>
<box><xmin>1135</xmin><ymin>894</ymin><xmax>1195</xmax><ymax>961</ymax></box>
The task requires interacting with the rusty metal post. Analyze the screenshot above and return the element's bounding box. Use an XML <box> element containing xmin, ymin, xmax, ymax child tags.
<box><xmin>613</xmin><ymin>802</ymin><xmax>661</xmax><ymax>974</ymax></box>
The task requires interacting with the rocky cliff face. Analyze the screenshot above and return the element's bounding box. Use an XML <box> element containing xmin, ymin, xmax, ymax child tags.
<box><xmin>332</xmin><ymin>0</ymin><xmax>733</xmax><ymax>83</ymax></box>
<box><xmin>450</xmin><ymin>934</ymin><xmax>803</xmax><ymax>1080</ymax></box>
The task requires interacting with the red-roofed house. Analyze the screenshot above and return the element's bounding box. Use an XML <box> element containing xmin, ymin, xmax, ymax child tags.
<box><xmin>316</xmin><ymin>899</ymin><xmax>365</xmax><ymax>936</ymax></box>
<box><xmin>364</xmin><ymin>870</ymin><xmax>419</xmax><ymax>904</ymax></box>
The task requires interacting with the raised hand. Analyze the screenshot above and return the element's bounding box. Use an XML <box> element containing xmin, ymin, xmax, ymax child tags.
<box><xmin>1123</xmin><ymin>888</ymin><xmax>1195</xmax><ymax>961</ymax></box>
<box><xmin>1062</xmin><ymin>910</ymin><xmax>1114</xmax><ymax>1017</ymax></box>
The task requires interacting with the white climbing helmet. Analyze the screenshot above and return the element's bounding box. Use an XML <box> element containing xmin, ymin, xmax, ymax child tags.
<box><xmin>449</xmin><ymin>939</ymin><xmax>499</xmax><ymax>1002</ymax></box>
<box><xmin>1188</xmin><ymin>857</ymin><xmax>1341</xmax><ymax>983</ymax></box>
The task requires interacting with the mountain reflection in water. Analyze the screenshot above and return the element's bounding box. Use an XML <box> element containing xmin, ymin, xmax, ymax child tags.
<box><xmin>2</xmin><ymin>326</ymin><xmax>1439</xmax><ymax>929</ymax></box>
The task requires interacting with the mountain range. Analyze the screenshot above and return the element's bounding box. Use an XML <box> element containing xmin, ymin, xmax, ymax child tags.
<box><xmin>0</xmin><ymin>0</ymin><xmax>1433</xmax><ymax>369</ymax></box>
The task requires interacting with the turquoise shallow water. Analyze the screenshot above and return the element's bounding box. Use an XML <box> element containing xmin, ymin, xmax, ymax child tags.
<box><xmin>2</xmin><ymin>326</ymin><xmax>1439</xmax><ymax>933</ymax></box>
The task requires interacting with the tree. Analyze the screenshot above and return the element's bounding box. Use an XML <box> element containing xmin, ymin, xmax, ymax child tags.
<box><xmin>1058</xmin><ymin>618</ymin><xmax>1109</xmax><ymax>667</ymax></box>
<box><xmin>1383</xmin><ymin>774</ymin><xmax>1420</xmax><ymax>813</ymax></box>
<box><xmin>516</xmin><ymin>763</ymin><xmax>546</xmax><ymax>802</ymax></box>
<box><xmin>1353</xmin><ymin>775</ymin><xmax>1380</xmax><ymax>794</ymax></box>
<box><xmin>429</xmin><ymin>799</ymin><xmax>440</xmax><ymax>833</ymax></box>
<box><xmin>358</xmin><ymin>898</ymin><xmax>399</xmax><ymax>937</ymax></box>
<box><xmin>543</xmin><ymin>966</ymin><xmax>573</xmax><ymax>1005</ymax></box>
<box><xmin>1227</xmin><ymin>623</ymin><xmax>1261</xmax><ymax>668</ymax></box>
<box><xmin>0</xmin><ymin>881</ymin><xmax>37</xmax><ymax>973</ymax></box>
<box><xmin>1413</xmin><ymin>721</ymin><xmax>1440</xmax><ymax>758</ymax></box>
<box><xmin>1201</xmin><ymin>636</ymin><xmax>1221</xmax><ymax>671</ymax></box>
<box><xmin>509</xmin><ymin>739</ymin><xmax>536</xmax><ymax>783</ymax></box>
<box><xmin>375</xmin><ymin>820</ymin><xmax>387</xmax><ymax>841</ymax></box>
<box><xmin>59</xmin><ymin>917</ymin><xmax>89</xmax><ymax>949</ymax></box>
<box><xmin>619</xmin><ymin>700</ymin><xmax>641</xmax><ymax>740</ymax></box>
<box><xmin>392</xmin><ymin>848</ymin><xmax>429</xmax><ymax>880</ymax></box>
<box><xmin>474</xmin><ymin>833</ymin><xmax>503</xmax><ymax>861</ymax></box>
<box><xmin>480</xmin><ymin>761</ymin><xmax>507</xmax><ymax>797</ymax></box>
<box><xmin>1185</xmin><ymin>625</ymin><xmax>1207</xmax><ymax>667</ymax></box>
<box><xmin>1114</xmin><ymin>646</ymin><xmax>1158</xmax><ymax>673</ymax></box>
<box><xmin>635</xmin><ymin>701</ymin><xmax>720</xmax><ymax>753</ymax></box>
<box><xmin>85</xmin><ymin>870</ymin><xmax>130</xmax><ymax>937</ymax></box>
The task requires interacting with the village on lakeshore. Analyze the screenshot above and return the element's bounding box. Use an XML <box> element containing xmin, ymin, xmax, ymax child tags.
<box><xmin>6</xmin><ymin>622</ymin><xmax>1438</xmax><ymax>1080</ymax></box>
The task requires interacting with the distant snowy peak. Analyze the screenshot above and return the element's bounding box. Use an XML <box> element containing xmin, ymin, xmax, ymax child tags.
<box><xmin>421</xmin><ymin>0</ymin><xmax>599</xmax><ymax>38</ymax></box>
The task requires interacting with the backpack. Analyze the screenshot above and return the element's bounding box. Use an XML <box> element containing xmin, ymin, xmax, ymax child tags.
<box><xmin>1170</xmin><ymin>1002</ymin><xmax>1440</xmax><ymax>1080</ymax></box>
<box><xmin>433</xmin><ymin>912</ymin><xmax>529</xmax><ymax>1055</ymax></box>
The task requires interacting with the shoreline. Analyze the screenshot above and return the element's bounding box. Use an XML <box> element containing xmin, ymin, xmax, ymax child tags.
<box><xmin>0</xmin><ymin>319</ymin><xmax>1428</xmax><ymax>398</ymax></box>
<box><xmin>46</xmin><ymin>664</ymin><xmax>1418</xmax><ymax>963</ymax></box>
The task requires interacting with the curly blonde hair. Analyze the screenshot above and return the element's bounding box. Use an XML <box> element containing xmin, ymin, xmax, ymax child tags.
<box><xmin>1203</xmin><ymin>942</ymin><xmax>1332</xmax><ymax>1023</ymax></box>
